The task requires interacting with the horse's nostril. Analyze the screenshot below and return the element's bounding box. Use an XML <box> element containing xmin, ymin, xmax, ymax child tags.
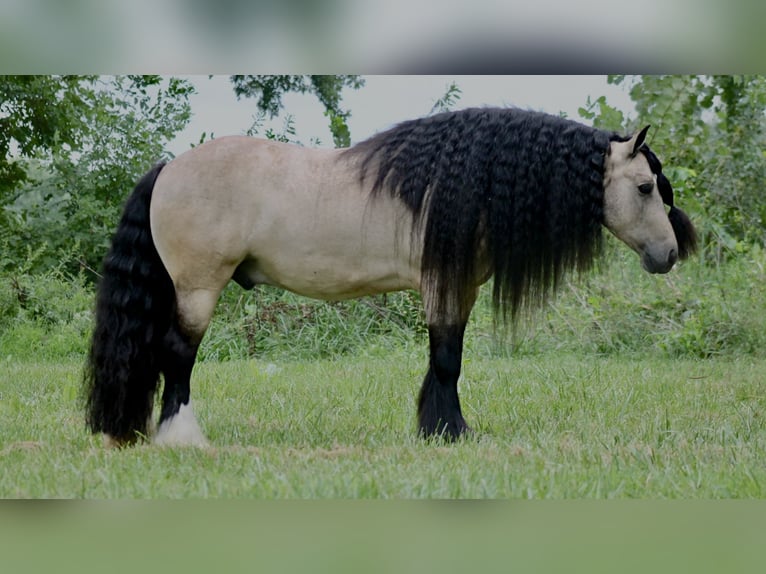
<box><xmin>668</xmin><ymin>248</ymin><xmax>678</xmax><ymax>266</ymax></box>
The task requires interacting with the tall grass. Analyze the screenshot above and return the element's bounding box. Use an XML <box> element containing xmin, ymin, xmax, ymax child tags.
<box><xmin>471</xmin><ymin>237</ymin><xmax>766</xmax><ymax>359</ymax></box>
<box><xmin>198</xmin><ymin>286</ymin><xmax>427</xmax><ymax>362</ymax></box>
<box><xmin>1</xmin><ymin>235</ymin><xmax>765</xmax><ymax>362</ymax></box>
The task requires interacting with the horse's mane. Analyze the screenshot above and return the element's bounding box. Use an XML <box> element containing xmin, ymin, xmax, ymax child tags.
<box><xmin>343</xmin><ymin>107</ymin><xmax>655</xmax><ymax>321</ymax></box>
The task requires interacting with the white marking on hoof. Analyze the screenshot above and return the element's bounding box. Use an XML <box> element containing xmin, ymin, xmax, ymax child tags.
<box><xmin>154</xmin><ymin>402</ymin><xmax>209</xmax><ymax>447</ymax></box>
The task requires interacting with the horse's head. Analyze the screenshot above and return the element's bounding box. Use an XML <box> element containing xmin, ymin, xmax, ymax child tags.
<box><xmin>603</xmin><ymin>126</ymin><xmax>697</xmax><ymax>274</ymax></box>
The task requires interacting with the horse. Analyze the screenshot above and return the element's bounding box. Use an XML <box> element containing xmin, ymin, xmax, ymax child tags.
<box><xmin>83</xmin><ymin>107</ymin><xmax>697</xmax><ymax>447</ymax></box>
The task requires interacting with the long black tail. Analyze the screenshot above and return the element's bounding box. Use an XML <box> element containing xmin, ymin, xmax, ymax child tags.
<box><xmin>84</xmin><ymin>163</ymin><xmax>175</xmax><ymax>444</ymax></box>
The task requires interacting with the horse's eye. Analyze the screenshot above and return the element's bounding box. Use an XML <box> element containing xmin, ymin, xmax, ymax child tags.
<box><xmin>638</xmin><ymin>183</ymin><xmax>654</xmax><ymax>195</ymax></box>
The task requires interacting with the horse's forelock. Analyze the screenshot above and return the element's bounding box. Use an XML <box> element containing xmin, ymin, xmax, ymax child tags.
<box><xmin>656</xmin><ymin>173</ymin><xmax>674</xmax><ymax>207</ymax></box>
<box><xmin>639</xmin><ymin>146</ymin><xmax>674</xmax><ymax>207</ymax></box>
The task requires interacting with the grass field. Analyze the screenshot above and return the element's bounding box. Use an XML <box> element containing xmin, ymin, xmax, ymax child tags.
<box><xmin>2</xmin><ymin>350</ymin><xmax>764</xmax><ymax>498</ymax></box>
<box><xmin>2</xmin><ymin>245</ymin><xmax>766</xmax><ymax>499</ymax></box>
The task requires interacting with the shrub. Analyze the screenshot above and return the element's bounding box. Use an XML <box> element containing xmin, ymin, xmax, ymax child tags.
<box><xmin>0</xmin><ymin>267</ymin><xmax>92</xmax><ymax>361</ymax></box>
<box><xmin>489</xmin><ymin>238</ymin><xmax>766</xmax><ymax>359</ymax></box>
<box><xmin>198</xmin><ymin>285</ymin><xmax>426</xmax><ymax>362</ymax></box>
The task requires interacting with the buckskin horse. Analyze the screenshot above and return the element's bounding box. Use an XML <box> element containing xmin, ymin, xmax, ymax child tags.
<box><xmin>84</xmin><ymin>107</ymin><xmax>697</xmax><ymax>447</ymax></box>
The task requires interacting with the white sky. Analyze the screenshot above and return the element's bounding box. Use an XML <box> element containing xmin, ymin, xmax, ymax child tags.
<box><xmin>166</xmin><ymin>75</ymin><xmax>635</xmax><ymax>156</ymax></box>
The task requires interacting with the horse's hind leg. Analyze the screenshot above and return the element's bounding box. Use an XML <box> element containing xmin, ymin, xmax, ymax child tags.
<box><xmin>418</xmin><ymin>291</ymin><xmax>477</xmax><ymax>441</ymax></box>
<box><xmin>154</xmin><ymin>287</ymin><xmax>219</xmax><ymax>447</ymax></box>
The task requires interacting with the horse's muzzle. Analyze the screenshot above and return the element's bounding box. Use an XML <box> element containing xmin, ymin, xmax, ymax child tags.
<box><xmin>642</xmin><ymin>246</ymin><xmax>678</xmax><ymax>274</ymax></box>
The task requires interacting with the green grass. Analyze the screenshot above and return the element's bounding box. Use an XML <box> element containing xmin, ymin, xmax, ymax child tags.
<box><xmin>2</xmin><ymin>351</ymin><xmax>764</xmax><ymax>498</ymax></box>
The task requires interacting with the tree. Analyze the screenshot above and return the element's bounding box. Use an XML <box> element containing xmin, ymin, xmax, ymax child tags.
<box><xmin>0</xmin><ymin>75</ymin><xmax>96</xmax><ymax>198</ymax></box>
<box><xmin>1</xmin><ymin>75</ymin><xmax>195</xmax><ymax>276</ymax></box>
<box><xmin>230</xmin><ymin>75</ymin><xmax>365</xmax><ymax>148</ymax></box>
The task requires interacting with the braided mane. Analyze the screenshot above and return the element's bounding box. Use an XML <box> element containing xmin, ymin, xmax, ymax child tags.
<box><xmin>344</xmin><ymin>107</ymin><xmax>658</xmax><ymax>321</ymax></box>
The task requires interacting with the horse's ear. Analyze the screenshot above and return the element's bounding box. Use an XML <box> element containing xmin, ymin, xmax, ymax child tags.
<box><xmin>630</xmin><ymin>125</ymin><xmax>651</xmax><ymax>157</ymax></box>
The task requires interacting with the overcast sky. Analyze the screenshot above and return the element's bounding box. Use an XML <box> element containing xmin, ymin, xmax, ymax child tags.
<box><xmin>166</xmin><ymin>75</ymin><xmax>635</xmax><ymax>156</ymax></box>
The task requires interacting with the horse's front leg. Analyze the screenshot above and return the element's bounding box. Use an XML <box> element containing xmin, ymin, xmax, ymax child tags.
<box><xmin>417</xmin><ymin>284</ymin><xmax>478</xmax><ymax>441</ymax></box>
<box><xmin>417</xmin><ymin>322</ymin><xmax>471</xmax><ymax>440</ymax></box>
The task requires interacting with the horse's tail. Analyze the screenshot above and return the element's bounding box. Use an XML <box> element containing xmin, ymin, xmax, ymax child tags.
<box><xmin>84</xmin><ymin>162</ymin><xmax>175</xmax><ymax>444</ymax></box>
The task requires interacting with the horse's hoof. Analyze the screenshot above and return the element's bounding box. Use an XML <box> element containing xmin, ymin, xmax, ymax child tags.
<box><xmin>102</xmin><ymin>434</ymin><xmax>138</xmax><ymax>449</ymax></box>
<box><xmin>420</xmin><ymin>420</ymin><xmax>473</xmax><ymax>442</ymax></box>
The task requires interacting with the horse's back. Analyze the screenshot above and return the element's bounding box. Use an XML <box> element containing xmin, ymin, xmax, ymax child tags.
<box><xmin>150</xmin><ymin>136</ymin><xmax>421</xmax><ymax>300</ymax></box>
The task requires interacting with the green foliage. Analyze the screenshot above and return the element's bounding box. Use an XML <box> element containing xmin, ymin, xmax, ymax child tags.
<box><xmin>247</xmin><ymin>112</ymin><xmax>300</xmax><ymax>144</ymax></box>
<box><xmin>578</xmin><ymin>95</ymin><xmax>625</xmax><ymax>131</ymax></box>
<box><xmin>325</xmin><ymin>109</ymin><xmax>351</xmax><ymax>148</ymax></box>
<box><xmin>231</xmin><ymin>75</ymin><xmax>363</xmax><ymax>118</ymax></box>
<box><xmin>2</xmin><ymin>238</ymin><xmax>765</xmax><ymax>364</ymax></box>
<box><xmin>230</xmin><ymin>75</ymin><xmax>365</xmax><ymax>148</ymax></box>
<box><xmin>430</xmin><ymin>81</ymin><xmax>463</xmax><ymax>115</ymax></box>
<box><xmin>511</xmin><ymin>239</ymin><xmax>766</xmax><ymax>359</ymax></box>
<box><xmin>0</xmin><ymin>75</ymin><xmax>95</xmax><ymax>198</ymax></box>
<box><xmin>0</xmin><ymin>264</ymin><xmax>92</xmax><ymax>361</ymax></box>
<box><xmin>0</xmin><ymin>75</ymin><xmax>195</xmax><ymax>276</ymax></box>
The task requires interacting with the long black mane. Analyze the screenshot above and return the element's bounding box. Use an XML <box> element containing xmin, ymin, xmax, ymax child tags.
<box><xmin>344</xmin><ymin>107</ymin><xmax>669</xmax><ymax>321</ymax></box>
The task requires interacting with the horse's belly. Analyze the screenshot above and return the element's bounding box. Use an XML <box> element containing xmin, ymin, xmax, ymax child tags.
<box><xmin>241</xmin><ymin>250</ymin><xmax>419</xmax><ymax>300</ymax></box>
